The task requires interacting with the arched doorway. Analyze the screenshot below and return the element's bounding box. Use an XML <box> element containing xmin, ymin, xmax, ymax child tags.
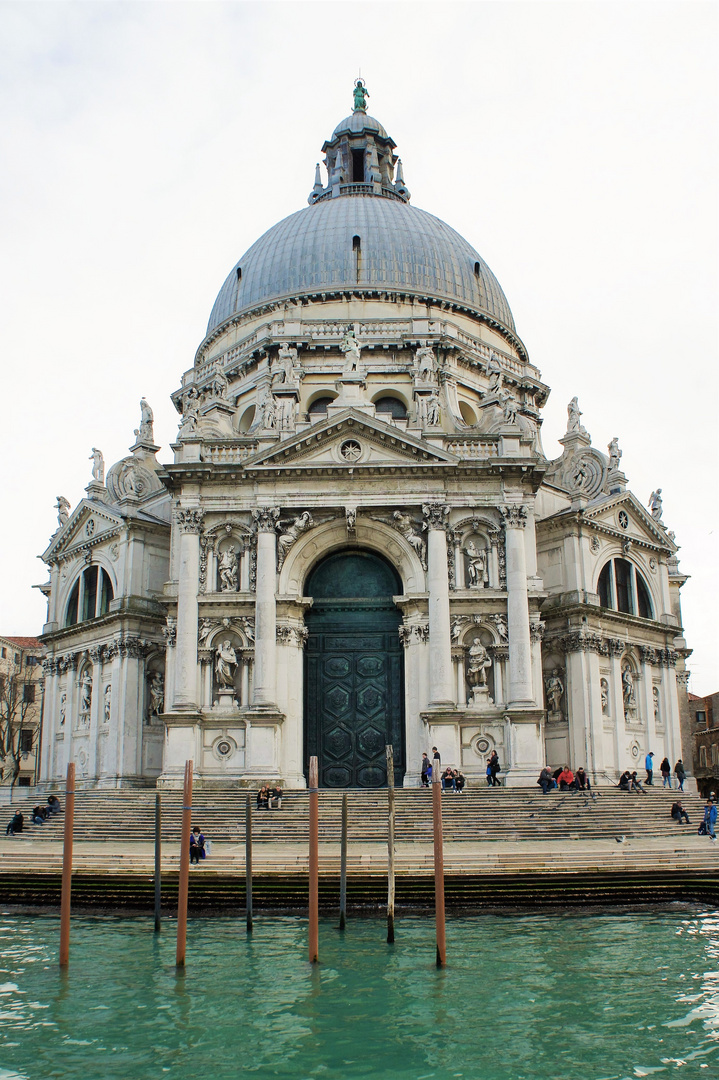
<box><xmin>304</xmin><ymin>550</ymin><xmax>405</xmax><ymax>788</ymax></box>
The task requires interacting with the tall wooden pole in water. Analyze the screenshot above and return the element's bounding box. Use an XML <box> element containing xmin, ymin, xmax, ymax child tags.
<box><xmin>432</xmin><ymin>762</ymin><xmax>446</xmax><ymax>967</ymax></box>
<box><xmin>245</xmin><ymin>794</ymin><xmax>253</xmax><ymax>934</ymax></box>
<box><xmin>176</xmin><ymin>760</ymin><xmax>193</xmax><ymax>967</ymax></box>
<box><xmin>154</xmin><ymin>792</ymin><xmax>162</xmax><ymax>932</ymax></box>
<box><xmin>59</xmin><ymin>761</ymin><xmax>75</xmax><ymax>967</ymax></box>
<box><xmin>339</xmin><ymin>791</ymin><xmax>347</xmax><ymax>932</ymax></box>
<box><xmin>308</xmin><ymin>756</ymin><xmax>319</xmax><ymax>963</ymax></box>
<box><xmin>386</xmin><ymin>745</ymin><xmax>396</xmax><ymax>944</ymax></box>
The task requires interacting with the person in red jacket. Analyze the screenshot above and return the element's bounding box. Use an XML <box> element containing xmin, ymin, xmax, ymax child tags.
<box><xmin>557</xmin><ymin>766</ymin><xmax>575</xmax><ymax>790</ymax></box>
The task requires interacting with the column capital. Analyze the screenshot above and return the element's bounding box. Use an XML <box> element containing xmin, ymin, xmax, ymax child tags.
<box><xmin>176</xmin><ymin>507</ymin><xmax>205</xmax><ymax>534</ymax></box>
<box><xmin>500</xmin><ymin>504</ymin><xmax>528</xmax><ymax>529</ymax></box>
<box><xmin>252</xmin><ymin>506</ymin><xmax>280</xmax><ymax>532</ymax></box>
<box><xmin>422</xmin><ymin>502</ymin><xmax>450</xmax><ymax>531</ymax></box>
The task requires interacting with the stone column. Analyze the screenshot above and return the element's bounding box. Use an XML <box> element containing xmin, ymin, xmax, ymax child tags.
<box><xmin>173</xmin><ymin>508</ymin><xmax>204</xmax><ymax>710</ymax></box>
<box><xmin>252</xmin><ymin>508</ymin><xmax>279</xmax><ymax>707</ymax></box>
<box><xmin>423</xmin><ymin>503</ymin><xmax>454</xmax><ymax>706</ymax></box>
<box><xmin>501</xmin><ymin>506</ymin><xmax>533</xmax><ymax>705</ymax></box>
<box><xmin>608</xmin><ymin>645</ymin><xmax>625</xmax><ymax>773</ymax></box>
<box><xmin>241</xmin><ymin>656</ymin><xmax>250</xmax><ymax>707</ymax></box>
<box><xmin>661</xmin><ymin>661</ymin><xmax>680</xmax><ymax>767</ymax></box>
<box><xmin>640</xmin><ymin>647</ymin><xmax>658</xmax><ymax>753</ymax></box>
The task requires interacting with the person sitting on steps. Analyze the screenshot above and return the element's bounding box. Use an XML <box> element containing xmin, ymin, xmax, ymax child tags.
<box><xmin>453</xmin><ymin>769</ymin><xmax>466</xmax><ymax>794</ymax></box>
<box><xmin>575</xmin><ymin>767</ymin><xmax>591</xmax><ymax>791</ymax></box>
<box><xmin>441</xmin><ymin>767</ymin><xmax>455</xmax><ymax>792</ymax></box>
<box><xmin>268</xmin><ymin>785</ymin><xmax>283</xmax><ymax>810</ymax></box>
<box><xmin>557</xmin><ymin>766</ymin><xmax>576</xmax><ymax>791</ymax></box>
<box><xmin>670</xmin><ymin>801</ymin><xmax>690</xmax><ymax>824</ymax></box>
<box><xmin>630</xmin><ymin>771</ymin><xmax>646</xmax><ymax>794</ymax></box>
<box><xmin>47</xmin><ymin>795</ymin><xmax>62</xmax><ymax>815</ymax></box>
<box><xmin>618</xmin><ymin>771</ymin><xmax>632</xmax><ymax>792</ymax></box>
<box><xmin>5</xmin><ymin>810</ymin><xmax>23</xmax><ymax>836</ymax></box>
<box><xmin>538</xmin><ymin>766</ymin><xmax>554</xmax><ymax>794</ymax></box>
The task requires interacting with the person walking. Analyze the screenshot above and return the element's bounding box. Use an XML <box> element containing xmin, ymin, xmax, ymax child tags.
<box><xmin>645</xmin><ymin>751</ymin><xmax>655</xmax><ymax>786</ymax></box>
<box><xmin>660</xmin><ymin>757</ymin><xmax>672</xmax><ymax>788</ymax></box>
<box><xmin>702</xmin><ymin>799</ymin><xmax>717</xmax><ymax>841</ymax></box>
<box><xmin>420</xmin><ymin>753</ymin><xmax>430</xmax><ymax>787</ymax></box>
<box><xmin>674</xmin><ymin>759</ymin><xmax>686</xmax><ymax>792</ymax></box>
<box><xmin>488</xmin><ymin>750</ymin><xmax>501</xmax><ymax>787</ymax></box>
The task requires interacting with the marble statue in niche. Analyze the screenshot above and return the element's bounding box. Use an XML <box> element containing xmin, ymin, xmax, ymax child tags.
<box><xmin>218</xmin><ymin>546</ymin><xmax>239</xmax><ymax>592</ymax></box>
<box><xmin>600</xmin><ymin>677</ymin><xmax>610</xmax><ymax>715</ymax></box>
<box><xmin>545</xmin><ymin>670</ymin><xmax>564</xmax><ymax>717</ymax></box>
<box><xmin>465</xmin><ymin>540</ymin><xmax>488</xmax><ymax>588</ymax></box>
<box><xmin>148</xmin><ymin>671</ymin><xmax>165</xmax><ymax>717</ymax></box>
<box><xmin>103</xmin><ymin>684</ymin><xmax>112</xmax><ymax>723</ymax></box>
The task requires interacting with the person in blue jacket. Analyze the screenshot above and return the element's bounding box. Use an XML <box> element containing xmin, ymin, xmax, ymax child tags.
<box><xmin>645</xmin><ymin>751</ymin><xmax>655</xmax><ymax>786</ymax></box>
<box><xmin>703</xmin><ymin>799</ymin><xmax>717</xmax><ymax>841</ymax></box>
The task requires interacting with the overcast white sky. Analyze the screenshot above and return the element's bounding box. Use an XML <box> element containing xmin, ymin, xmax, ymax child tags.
<box><xmin>0</xmin><ymin>1</ymin><xmax>716</xmax><ymax>692</ymax></box>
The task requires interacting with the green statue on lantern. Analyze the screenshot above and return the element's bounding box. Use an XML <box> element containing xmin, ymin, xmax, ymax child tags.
<box><xmin>353</xmin><ymin>78</ymin><xmax>369</xmax><ymax>113</ymax></box>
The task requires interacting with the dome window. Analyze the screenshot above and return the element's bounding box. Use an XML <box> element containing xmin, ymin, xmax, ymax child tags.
<box><xmin>352</xmin><ymin>235</ymin><xmax>361</xmax><ymax>251</ymax></box>
<box><xmin>351</xmin><ymin>149</ymin><xmax>365</xmax><ymax>183</ymax></box>
<box><xmin>374</xmin><ymin>396</ymin><xmax>407</xmax><ymax>420</ymax></box>
<box><xmin>597</xmin><ymin>558</ymin><xmax>653</xmax><ymax>619</ymax></box>
<box><xmin>474</xmin><ymin>262</ymin><xmax>480</xmax><ymax>277</ymax></box>
<box><xmin>236</xmin><ymin>267</ymin><xmax>242</xmax><ymax>281</ymax></box>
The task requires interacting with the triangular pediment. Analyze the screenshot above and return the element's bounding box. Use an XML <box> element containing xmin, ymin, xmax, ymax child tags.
<box><xmin>43</xmin><ymin>500</ymin><xmax>123</xmax><ymax>562</ymax></box>
<box><xmin>243</xmin><ymin>410</ymin><xmax>459</xmax><ymax>472</ymax></box>
<box><xmin>581</xmin><ymin>492</ymin><xmax>675</xmax><ymax>550</ymax></box>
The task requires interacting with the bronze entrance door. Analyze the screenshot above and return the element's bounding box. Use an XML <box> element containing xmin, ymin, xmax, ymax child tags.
<box><xmin>304</xmin><ymin>551</ymin><xmax>404</xmax><ymax>788</ymax></box>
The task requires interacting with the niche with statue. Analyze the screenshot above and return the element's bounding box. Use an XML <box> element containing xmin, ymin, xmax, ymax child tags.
<box><xmin>463</xmin><ymin>627</ymin><xmax>495</xmax><ymax>709</ymax></box>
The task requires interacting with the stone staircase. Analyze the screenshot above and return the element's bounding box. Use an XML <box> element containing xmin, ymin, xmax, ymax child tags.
<box><xmin>3</xmin><ymin>787</ymin><xmax>715</xmax><ymax>911</ymax></box>
<box><xmin>3</xmin><ymin>786</ymin><xmax>708</xmax><ymax>844</ymax></box>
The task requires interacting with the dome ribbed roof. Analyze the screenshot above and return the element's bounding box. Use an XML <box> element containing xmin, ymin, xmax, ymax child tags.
<box><xmin>207</xmin><ymin>195</ymin><xmax>515</xmax><ymax>335</ymax></box>
<box><xmin>331</xmin><ymin>112</ymin><xmax>389</xmax><ymax>140</ymax></box>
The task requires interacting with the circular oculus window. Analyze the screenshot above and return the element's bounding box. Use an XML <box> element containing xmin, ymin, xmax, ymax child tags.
<box><xmin>618</xmin><ymin>510</ymin><xmax>629</xmax><ymax>530</ymax></box>
<box><xmin>340</xmin><ymin>440</ymin><xmax>362</xmax><ymax>462</ymax></box>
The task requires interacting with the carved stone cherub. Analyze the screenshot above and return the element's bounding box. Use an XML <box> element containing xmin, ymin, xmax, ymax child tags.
<box><xmin>392</xmin><ymin>511</ymin><xmax>427</xmax><ymax>569</ymax></box>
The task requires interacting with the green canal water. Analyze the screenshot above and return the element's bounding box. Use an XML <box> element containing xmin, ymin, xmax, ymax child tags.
<box><xmin>0</xmin><ymin>910</ymin><xmax>718</xmax><ymax>1080</ymax></box>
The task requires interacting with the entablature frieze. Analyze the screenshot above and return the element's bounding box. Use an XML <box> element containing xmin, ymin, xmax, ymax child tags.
<box><xmin>545</xmin><ymin>630</ymin><xmax>679</xmax><ymax>666</ymax></box>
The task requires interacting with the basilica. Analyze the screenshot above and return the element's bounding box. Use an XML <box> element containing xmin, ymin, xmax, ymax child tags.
<box><xmin>37</xmin><ymin>84</ymin><xmax>692</xmax><ymax>789</ymax></box>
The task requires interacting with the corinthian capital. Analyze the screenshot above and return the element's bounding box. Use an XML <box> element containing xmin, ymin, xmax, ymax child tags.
<box><xmin>500</xmin><ymin>504</ymin><xmax>528</xmax><ymax>529</ymax></box>
<box><xmin>252</xmin><ymin>506</ymin><xmax>280</xmax><ymax>533</ymax></box>
<box><xmin>176</xmin><ymin>507</ymin><xmax>205</xmax><ymax>534</ymax></box>
<box><xmin>422</xmin><ymin>502</ymin><xmax>450</xmax><ymax>531</ymax></box>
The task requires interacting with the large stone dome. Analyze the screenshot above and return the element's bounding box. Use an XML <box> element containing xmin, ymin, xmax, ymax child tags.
<box><xmin>207</xmin><ymin>195</ymin><xmax>516</xmax><ymax>336</ymax></box>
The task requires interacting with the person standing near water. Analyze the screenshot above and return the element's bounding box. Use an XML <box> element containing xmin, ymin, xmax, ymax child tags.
<box><xmin>702</xmin><ymin>799</ymin><xmax>717</xmax><ymax>841</ymax></box>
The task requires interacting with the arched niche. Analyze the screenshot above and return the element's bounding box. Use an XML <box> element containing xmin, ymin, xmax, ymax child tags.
<box><xmin>280</xmin><ymin>516</ymin><xmax>425</xmax><ymax>596</ymax></box>
<box><xmin>200</xmin><ymin>522</ymin><xmax>252</xmax><ymax>594</ymax></box>
<box><xmin>145</xmin><ymin>649</ymin><xmax>166</xmax><ymax>722</ymax></box>
<box><xmin>460</xmin><ymin>624</ymin><xmax>496</xmax><ymax>704</ymax></box>
<box><xmin>452</xmin><ymin>513</ymin><xmax>503</xmax><ymax>590</ymax></box>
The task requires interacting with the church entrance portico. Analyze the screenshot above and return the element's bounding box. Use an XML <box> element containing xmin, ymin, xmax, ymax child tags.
<box><xmin>304</xmin><ymin>551</ymin><xmax>405</xmax><ymax>787</ymax></box>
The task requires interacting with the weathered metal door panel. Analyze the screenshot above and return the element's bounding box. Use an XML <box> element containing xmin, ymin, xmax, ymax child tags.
<box><xmin>303</xmin><ymin>552</ymin><xmax>404</xmax><ymax>788</ymax></box>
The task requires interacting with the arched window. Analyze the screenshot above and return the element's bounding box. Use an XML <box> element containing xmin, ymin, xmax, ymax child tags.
<box><xmin>374</xmin><ymin>396</ymin><xmax>407</xmax><ymax>420</ymax></box>
<box><xmin>65</xmin><ymin>566</ymin><xmax>114</xmax><ymax>627</ymax></box>
<box><xmin>308</xmin><ymin>396</ymin><xmax>334</xmax><ymax>418</ymax></box>
<box><xmin>597</xmin><ymin>558</ymin><xmax>653</xmax><ymax>618</ymax></box>
<box><xmin>700</xmin><ymin>746</ymin><xmax>708</xmax><ymax>768</ymax></box>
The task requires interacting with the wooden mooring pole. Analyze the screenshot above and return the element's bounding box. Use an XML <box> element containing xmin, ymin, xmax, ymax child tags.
<box><xmin>432</xmin><ymin>761</ymin><xmax>446</xmax><ymax>968</ymax></box>
<box><xmin>154</xmin><ymin>792</ymin><xmax>162</xmax><ymax>932</ymax></box>
<box><xmin>338</xmin><ymin>791</ymin><xmax>347</xmax><ymax>932</ymax></box>
<box><xmin>245</xmin><ymin>793</ymin><xmax>253</xmax><ymax>934</ymax></box>
<box><xmin>176</xmin><ymin>760</ymin><xmax>193</xmax><ymax>967</ymax></box>
<box><xmin>59</xmin><ymin>761</ymin><xmax>75</xmax><ymax>967</ymax></box>
<box><xmin>386</xmin><ymin>745</ymin><xmax>396</xmax><ymax>944</ymax></box>
<box><xmin>308</xmin><ymin>756</ymin><xmax>319</xmax><ymax>963</ymax></box>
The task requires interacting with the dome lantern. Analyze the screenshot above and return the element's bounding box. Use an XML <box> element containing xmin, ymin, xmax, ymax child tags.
<box><xmin>308</xmin><ymin>81</ymin><xmax>409</xmax><ymax>204</ymax></box>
